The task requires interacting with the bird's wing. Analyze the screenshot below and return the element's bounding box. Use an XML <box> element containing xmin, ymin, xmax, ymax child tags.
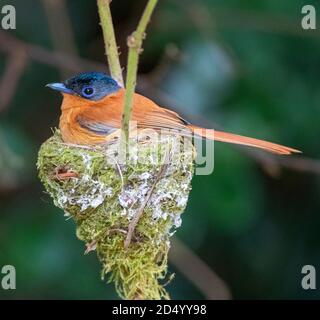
<box><xmin>77</xmin><ymin>117</ymin><xmax>117</xmax><ymax>135</ymax></box>
<box><xmin>77</xmin><ymin>91</ymin><xmax>190</xmax><ymax>135</ymax></box>
<box><xmin>131</xmin><ymin>93</ymin><xmax>191</xmax><ymax>134</ymax></box>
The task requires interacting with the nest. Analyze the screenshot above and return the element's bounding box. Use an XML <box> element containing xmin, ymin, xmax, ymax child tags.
<box><xmin>37</xmin><ymin>130</ymin><xmax>195</xmax><ymax>299</ymax></box>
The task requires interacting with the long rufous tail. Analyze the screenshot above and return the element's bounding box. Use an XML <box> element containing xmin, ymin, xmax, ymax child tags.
<box><xmin>188</xmin><ymin>125</ymin><xmax>300</xmax><ymax>155</ymax></box>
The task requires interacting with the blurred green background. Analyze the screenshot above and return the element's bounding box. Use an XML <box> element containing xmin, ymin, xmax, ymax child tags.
<box><xmin>0</xmin><ymin>0</ymin><xmax>319</xmax><ymax>299</ymax></box>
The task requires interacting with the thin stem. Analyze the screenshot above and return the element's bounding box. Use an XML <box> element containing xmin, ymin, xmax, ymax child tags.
<box><xmin>121</xmin><ymin>0</ymin><xmax>159</xmax><ymax>148</ymax></box>
<box><xmin>124</xmin><ymin>149</ymin><xmax>170</xmax><ymax>249</ymax></box>
<box><xmin>97</xmin><ymin>0</ymin><xmax>124</xmax><ymax>86</ymax></box>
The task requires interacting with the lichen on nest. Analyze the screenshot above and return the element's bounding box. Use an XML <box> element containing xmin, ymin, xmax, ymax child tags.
<box><xmin>37</xmin><ymin>129</ymin><xmax>195</xmax><ymax>300</ymax></box>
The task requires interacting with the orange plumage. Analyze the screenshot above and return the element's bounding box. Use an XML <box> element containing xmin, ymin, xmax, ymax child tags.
<box><xmin>47</xmin><ymin>72</ymin><xmax>300</xmax><ymax>155</ymax></box>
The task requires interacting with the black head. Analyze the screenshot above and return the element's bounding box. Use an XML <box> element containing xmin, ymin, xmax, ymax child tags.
<box><xmin>46</xmin><ymin>72</ymin><xmax>121</xmax><ymax>101</ymax></box>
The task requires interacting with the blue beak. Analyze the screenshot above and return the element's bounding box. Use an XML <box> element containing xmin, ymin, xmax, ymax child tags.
<box><xmin>46</xmin><ymin>82</ymin><xmax>73</xmax><ymax>94</ymax></box>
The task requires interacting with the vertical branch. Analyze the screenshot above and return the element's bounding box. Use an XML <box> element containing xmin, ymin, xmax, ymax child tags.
<box><xmin>97</xmin><ymin>0</ymin><xmax>124</xmax><ymax>86</ymax></box>
<box><xmin>121</xmin><ymin>0</ymin><xmax>159</xmax><ymax>146</ymax></box>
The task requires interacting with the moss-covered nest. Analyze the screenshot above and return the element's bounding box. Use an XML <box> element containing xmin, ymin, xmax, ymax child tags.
<box><xmin>37</xmin><ymin>130</ymin><xmax>195</xmax><ymax>300</ymax></box>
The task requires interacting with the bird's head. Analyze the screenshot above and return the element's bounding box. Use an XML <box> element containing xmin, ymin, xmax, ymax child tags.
<box><xmin>46</xmin><ymin>72</ymin><xmax>121</xmax><ymax>101</ymax></box>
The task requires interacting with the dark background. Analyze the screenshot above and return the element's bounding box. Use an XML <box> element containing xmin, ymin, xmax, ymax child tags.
<box><xmin>0</xmin><ymin>0</ymin><xmax>319</xmax><ymax>299</ymax></box>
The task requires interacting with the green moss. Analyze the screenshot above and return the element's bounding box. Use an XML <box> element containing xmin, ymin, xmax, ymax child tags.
<box><xmin>37</xmin><ymin>130</ymin><xmax>195</xmax><ymax>300</ymax></box>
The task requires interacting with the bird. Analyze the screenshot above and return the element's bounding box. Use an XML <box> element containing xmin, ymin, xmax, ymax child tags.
<box><xmin>46</xmin><ymin>72</ymin><xmax>300</xmax><ymax>155</ymax></box>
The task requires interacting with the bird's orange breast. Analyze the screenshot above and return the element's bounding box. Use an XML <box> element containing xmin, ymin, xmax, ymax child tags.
<box><xmin>59</xmin><ymin>93</ymin><xmax>108</xmax><ymax>145</ymax></box>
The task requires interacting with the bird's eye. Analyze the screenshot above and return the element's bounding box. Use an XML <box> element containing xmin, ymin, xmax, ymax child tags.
<box><xmin>82</xmin><ymin>86</ymin><xmax>95</xmax><ymax>98</ymax></box>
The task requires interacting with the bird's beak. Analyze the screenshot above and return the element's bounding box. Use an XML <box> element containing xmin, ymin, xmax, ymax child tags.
<box><xmin>46</xmin><ymin>82</ymin><xmax>73</xmax><ymax>94</ymax></box>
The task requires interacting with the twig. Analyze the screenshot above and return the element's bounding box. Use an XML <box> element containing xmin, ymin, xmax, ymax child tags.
<box><xmin>121</xmin><ymin>0</ymin><xmax>159</xmax><ymax>148</ymax></box>
<box><xmin>124</xmin><ymin>149</ymin><xmax>170</xmax><ymax>249</ymax></box>
<box><xmin>0</xmin><ymin>51</ymin><xmax>28</xmax><ymax>112</ymax></box>
<box><xmin>108</xmin><ymin>156</ymin><xmax>125</xmax><ymax>192</ymax></box>
<box><xmin>97</xmin><ymin>0</ymin><xmax>124</xmax><ymax>86</ymax></box>
<box><xmin>0</xmin><ymin>31</ymin><xmax>104</xmax><ymax>73</ymax></box>
<box><xmin>170</xmin><ymin>237</ymin><xmax>232</xmax><ymax>300</ymax></box>
<box><xmin>246</xmin><ymin>149</ymin><xmax>320</xmax><ymax>176</ymax></box>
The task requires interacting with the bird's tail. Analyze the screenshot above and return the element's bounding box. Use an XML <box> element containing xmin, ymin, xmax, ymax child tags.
<box><xmin>188</xmin><ymin>125</ymin><xmax>300</xmax><ymax>155</ymax></box>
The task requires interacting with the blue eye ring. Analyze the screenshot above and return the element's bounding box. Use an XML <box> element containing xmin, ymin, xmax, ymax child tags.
<box><xmin>82</xmin><ymin>86</ymin><xmax>95</xmax><ymax>98</ymax></box>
